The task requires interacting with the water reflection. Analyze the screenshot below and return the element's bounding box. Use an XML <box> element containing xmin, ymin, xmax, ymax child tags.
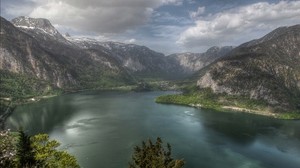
<box><xmin>6</xmin><ymin>94</ymin><xmax>78</xmax><ymax>135</ymax></box>
<box><xmin>5</xmin><ymin>91</ymin><xmax>300</xmax><ymax>168</ymax></box>
<box><xmin>200</xmin><ymin>110</ymin><xmax>283</xmax><ymax>145</ymax></box>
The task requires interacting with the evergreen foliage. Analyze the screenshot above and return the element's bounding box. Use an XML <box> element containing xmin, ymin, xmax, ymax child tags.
<box><xmin>0</xmin><ymin>130</ymin><xmax>80</xmax><ymax>168</ymax></box>
<box><xmin>31</xmin><ymin>134</ymin><xmax>80</xmax><ymax>168</ymax></box>
<box><xmin>16</xmin><ymin>129</ymin><xmax>36</xmax><ymax>167</ymax></box>
<box><xmin>0</xmin><ymin>70</ymin><xmax>59</xmax><ymax>99</ymax></box>
<box><xmin>129</xmin><ymin>137</ymin><xmax>184</xmax><ymax>168</ymax></box>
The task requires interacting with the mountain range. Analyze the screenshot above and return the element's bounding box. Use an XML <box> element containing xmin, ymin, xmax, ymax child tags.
<box><xmin>1</xmin><ymin>16</ymin><xmax>300</xmax><ymax>116</ymax></box>
<box><xmin>0</xmin><ymin>16</ymin><xmax>231</xmax><ymax>97</ymax></box>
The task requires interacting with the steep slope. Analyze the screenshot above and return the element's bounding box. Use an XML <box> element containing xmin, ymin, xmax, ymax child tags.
<box><xmin>11</xmin><ymin>16</ymin><xmax>66</xmax><ymax>43</ymax></box>
<box><xmin>168</xmin><ymin>46</ymin><xmax>233</xmax><ymax>74</ymax></box>
<box><xmin>1</xmin><ymin>16</ymin><xmax>75</xmax><ymax>88</ymax></box>
<box><xmin>11</xmin><ymin>17</ymin><xmax>133</xmax><ymax>89</ymax></box>
<box><xmin>196</xmin><ymin>25</ymin><xmax>300</xmax><ymax>112</ymax></box>
<box><xmin>1</xmin><ymin>16</ymin><xmax>134</xmax><ymax>98</ymax></box>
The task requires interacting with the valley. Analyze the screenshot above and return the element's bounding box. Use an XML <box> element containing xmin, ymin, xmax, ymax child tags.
<box><xmin>1</xmin><ymin>16</ymin><xmax>300</xmax><ymax>119</ymax></box>
<box><xmin>1</xmin><ymin>1</ymin><xmax>300</xmax><ymax>167</ymax></box>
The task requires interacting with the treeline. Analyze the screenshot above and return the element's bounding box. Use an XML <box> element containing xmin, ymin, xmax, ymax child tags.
<box><xmin>0</xmin><ymin>70</ymin><xmax>60</xmax><ymax>99</ymax></box>
<box><xmin>1</xmin><ymin>130</ymin><xmax>185</xmax><ymax>168</ymax></box>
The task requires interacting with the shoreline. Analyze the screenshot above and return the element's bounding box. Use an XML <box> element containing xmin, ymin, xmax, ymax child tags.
<box><xmin>0</xmin><ymin>94</ymin><xmax>58</xmax><ymax>130</ymax></box>
<box><xmin>0</xmin><ymin>85</ymin><xmax>175</xmax><ymax>129</ymax></box>
<box><xmin>0</xmin><ymin>101</ymin><xmax>15</xmax><ymax>130</ymax></box>
<box><xmin>160</xmin><ymin>101</ymin><xmax>282</xmax><ymax>119</ymax></box>
<box><xmin>155</xmin><ymin>94</ymin><xmax>300</xmax><ymax>120</ymax></box>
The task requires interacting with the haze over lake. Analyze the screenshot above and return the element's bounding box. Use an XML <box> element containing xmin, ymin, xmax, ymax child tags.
<box><xmin>6</xmin><ymin>91</ymin><xmax>300</xmax><ymax>168</ymax></box>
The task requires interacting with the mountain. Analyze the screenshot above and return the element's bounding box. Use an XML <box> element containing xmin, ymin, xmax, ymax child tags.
<box><xmin>66</xmin><ymin>37</ymin><xmax>183</xmax><ymax>79</ymax></box>
<box><xmin>0</xmin><ymin>16</ymin><xmax>233</xmax><ymax>98</ymax></box>
<box><xmin>168</xmin><ymin>46</ymin><xmax>233</xmax><ymax>74</ymax></box>
<box><xmin>196</xmin><ymin>25</ymin><xmax>300</xmax><ymax>112</ymax></box>
<box><xmin>11</xmin><ymin>16</ymin><xmax>66</xmax><ymax>42</ymax></box>
<box><xmin>0</xmin><ymin>16</ymin><xmax>133</xmax><ymax>98</ymax></box>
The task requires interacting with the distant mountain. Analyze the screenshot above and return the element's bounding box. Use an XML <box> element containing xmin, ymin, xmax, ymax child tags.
<box><xmin>196</xmin><ymin>25</ymin><xmax>300</xmax><ymax>111</ymax></box>
<box><xmin>67</xmin><ymin>37</ymin><xmax>181</xmax><ymax>79</ymax></box>
<box><xmin>168</xmin><ymin>46</ymin><xmax>233</xmax><ymax>74</ymax></box>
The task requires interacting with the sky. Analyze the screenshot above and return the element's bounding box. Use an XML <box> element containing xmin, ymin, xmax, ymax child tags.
<box><xmin>1</xmin><ymin>0</ymin><xmax>300</xmax><ymax>54</ymax></box>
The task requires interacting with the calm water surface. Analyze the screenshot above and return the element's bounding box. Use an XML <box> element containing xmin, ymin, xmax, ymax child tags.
<box><xmin>5</xmin><ymin>91</ymin><xmax>300</xmax><ymax>168</ymax></box>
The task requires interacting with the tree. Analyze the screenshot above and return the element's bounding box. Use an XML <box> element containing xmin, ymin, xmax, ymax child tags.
<box><xmin>31</xmin><ymin>134</ymin><xmax>80</xmax><ymax>168</ymax></box>
<box><xmin>1</xmin><ymin>130</ymin><xmax>80</xmax><ymax>168</ymax></box>
<box><xmin>16</xmin><ymin>129</ymin><xmax>36</xmax><ymax>167</ymax></box>
<box><xmin>129</xmin><ymin>137</ymin><xmax>184</xmax><ymax>168</ymax></box>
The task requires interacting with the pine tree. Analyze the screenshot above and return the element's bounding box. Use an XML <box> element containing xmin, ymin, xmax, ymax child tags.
<box><xmin>16</xmin><ymin>129</ymin><xmax>36</xmax><ymax>167</ymax></box>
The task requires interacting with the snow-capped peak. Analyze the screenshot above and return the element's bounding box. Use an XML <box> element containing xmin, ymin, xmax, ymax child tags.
<box><xmin>11</xmin><ymin>16</ymin><xmax>60</xmax><ymax>37</ymax></box>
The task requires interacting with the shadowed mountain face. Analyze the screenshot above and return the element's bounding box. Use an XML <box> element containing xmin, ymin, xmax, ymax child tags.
<box><xmin>1</xmin><ymin>16</ymin><xmax>77</xmax><ymax>88</ymax></box>
<box><xmin>196</xmin><ymin>25</ymin><xmax>300</xmax><ymax>111</ymax></box>
<box><xmin>1</xmin><ymin>16</ymin><xmax>134</xmax><ymax>92</ymax></box>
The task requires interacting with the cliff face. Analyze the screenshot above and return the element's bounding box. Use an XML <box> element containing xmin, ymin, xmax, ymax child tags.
<box><xmin>196</xmin><ymin>25</ymin><xmax>300</xmax><ymax>110</ymax></box>
<box><xmin>0</xmin><ymin>17</ymin><xmax>76</xmax><ymax>88</ymax></box>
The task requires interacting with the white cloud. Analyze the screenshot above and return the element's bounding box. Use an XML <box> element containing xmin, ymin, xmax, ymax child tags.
<box><xmin>29</xmin><ymin>0</ymin><xmax>156</xmax><ymax>34</ymax></box>
<box><xmin>189</xmin><ymin>6</ymin><xmax>205</xmax><ymax>19</ymax></box>
<box><xmin>125</xmin><ymin>38</ymin><xmax>137</xmax><ymax>43</ymax></box>
<box><xmin>178</xmin><ymin>1</ymin><xmax>300</xmax><ymax>48</ymax></box>
<box><xmin>186</xmin><ymin>0</ymin><xmax>196</xmax><ymax>4</ymax></box>
<box><xmin>162</xmin><ymin>0</ymin><xmax>183</xmax><ymax>6</ymax></box>
<box><xmin>4</xmin><ymin>0</ymin><xmax>183</xmax><ymax>34</ymax></box>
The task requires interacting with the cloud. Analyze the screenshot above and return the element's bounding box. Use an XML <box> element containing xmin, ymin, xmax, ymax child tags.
<box><xmin>162</xmin><ymin>0</ymin><xmax>183</xmax><ymax>6</ymax></box>
<box><xmin>125</xmin><ymin>38</ymin><xmax>137</xmax><ymax>43</ymax></box>
<box><xmin>4</xmin><ymin>0</ymin><xmax>183</xmax><ymax>34</ymax></box>
<box><xmin>189</xmin><ymin>6</ymin><xmax>205</xmax><ymax>19</ymax></box>
<box><xmin>178</xmin><ymin>1</ymin><xmax>300</xmax><ymax>48</ymax></box>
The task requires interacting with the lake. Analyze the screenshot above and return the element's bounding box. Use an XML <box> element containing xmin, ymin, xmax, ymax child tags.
<box><xmin>5</xmin><ymin>91</ymin><xmax>300</xmax><ymax>168</ymax></box>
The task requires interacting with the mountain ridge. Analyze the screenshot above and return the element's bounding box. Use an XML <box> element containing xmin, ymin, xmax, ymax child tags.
<box><xmin>196</xmin><ymin>24</ymin><xmax>300</xmax><ymax>112</ymax></box>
